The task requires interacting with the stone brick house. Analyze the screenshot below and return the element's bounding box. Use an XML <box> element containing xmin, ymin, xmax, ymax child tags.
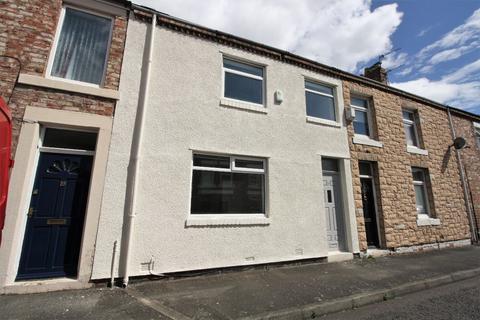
<box><xmin>0</xmin><ymin>0</ymin><xmax>128</xmax><ymax>293</ymax></box>
<box><xmin>451</xmin><ymin>113</ymin><xmax>480</xmax><ymax>240</ymax></box>
<box><xmin>343</xmin><ymin>64</ymin><xmax>479</xmax><ymax>252</ymax></box>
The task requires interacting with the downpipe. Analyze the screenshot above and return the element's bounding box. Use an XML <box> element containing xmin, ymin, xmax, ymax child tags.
<box><xmin>447</xmin><ymin>108</ymin><xmax>478</xmax><ymax>243</ymax></box>
<box><xmin>121</xmin><ymin>13</ymin><xmax>157</xmax><ymax>288</ymax></box>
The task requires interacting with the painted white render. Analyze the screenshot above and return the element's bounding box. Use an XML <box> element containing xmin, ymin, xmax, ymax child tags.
<box><xmin>91</xmin><ymin>17</ymin><xmax>359</xmax><ymax>280</ymax></box>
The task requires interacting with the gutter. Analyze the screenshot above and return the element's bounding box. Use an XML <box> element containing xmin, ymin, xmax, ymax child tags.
<box><xmin>131</xmin><ymin>4</ymin><xmax>480</xmax><ymax>122</ymax></box>
<box><xmin>121</xmin><ymin>12</ymin><xmax>157</xmax><ymax>288</ymax></box>
<box><xmin>447</xmin><ymin>107</ymin><xmax>478</xmax><ymax>243</ymax></box>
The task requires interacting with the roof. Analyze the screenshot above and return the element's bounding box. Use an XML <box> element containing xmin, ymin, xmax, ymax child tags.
<box><xmin>128</xmin><ymin>2</ymin><xmax>480</xmax><ymax>121</ymax></box>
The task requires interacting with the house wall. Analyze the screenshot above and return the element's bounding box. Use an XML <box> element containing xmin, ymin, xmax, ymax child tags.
<box><xmin>343</xmin><ymin>81</ymin><xmax>471</xmax><ymax>251</ymax></box>
<box><xmin>0</xmin><ymin>0</ymin><xmax>128</xmax><ymax>292</ymax></box>
<box><xmin>451</xmin><ymin>114</ymin><xmax>480</xmax><ymax>236</ymax></box>
<box><xmin>91</xmin><ymin>18</ymin><xmax>359</xmax><ymax>279</ymax></box>
<box><xmin>0</xmin><ymin>0</ymin><xmax>127</xmax><ymax>156</ymax></box>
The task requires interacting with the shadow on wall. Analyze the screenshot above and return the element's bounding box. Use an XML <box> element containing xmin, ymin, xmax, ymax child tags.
<box><xmin>441</xmin><ymin>146</ymin><xmax>452</xmax><ymax>174</ymax></box>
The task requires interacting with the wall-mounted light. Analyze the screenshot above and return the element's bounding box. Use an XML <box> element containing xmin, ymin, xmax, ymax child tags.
<box><xmin>274</xmin><ymin>90</ymin><xmax>283</xmax><ymax>104</ymax></box>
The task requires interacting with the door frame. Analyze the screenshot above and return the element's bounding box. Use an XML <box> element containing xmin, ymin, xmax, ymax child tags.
<box><xmin>320</xmin><ymin>156</ymin><xmax>359</xmax><ymax>254</ymax></box>
<box><xmin>0</xmin><ymin>107</ymin><xmax>112</xmax><ymax>291</ymax></box>
<box><xmin>16</xmin><ymin>127</ymin><xmax>97</xmax><ymax>280</ymax></box>
<box><xmin>322</xmin><ymin>170</ymin><xmax>346</xmax><ymax>252</ymax></box>
<box><xmin>359</xmin><ymin>161</ymin><xmax>383</xmax><ymax>248</ymax></box>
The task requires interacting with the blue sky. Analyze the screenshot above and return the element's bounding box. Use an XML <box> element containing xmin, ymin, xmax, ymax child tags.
<box><xmin>135</xmin><ymin>0</ymin><xmax>480</xmax><ymax>114</ymax></box>
<box><xmin>371</xmin><ymin>0</ymin><xmax>480</xmax><ymax>114</ymax></box>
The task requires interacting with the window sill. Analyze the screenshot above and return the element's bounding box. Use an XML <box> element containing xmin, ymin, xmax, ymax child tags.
<box><xmin>352</xmin><ymin>135</ymin><xmax>383</xmax><ymax>148</ymax></box>
<box><xmin>306</xmin><ymin>116</ymin><xmax>341</xmax><ymax>128</ymax></box>
<box><xmin>417</xmin><ymin>217</ymin><xmax>441</xmax><ymax>226</ymax></box>
<box><xmin>407</xmin><ymin>146</ymin><xmax>428</xmax><ymax>156</ymax></box>
<box><xmin>185</xmin><ymin>214</ymin><xmax>270</xmax><ymax>227</ymax></box>
<box><xmin>220</xmin><ymin>98</ymin><xmax>268</xmax><ymax>114</ymax></box>
<box><xmin>18</xmin><ymin>74</ymin><xmax>119</xmax><ymax>100</ymax></box>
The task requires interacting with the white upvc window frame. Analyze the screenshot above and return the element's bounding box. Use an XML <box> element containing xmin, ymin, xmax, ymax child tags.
<box><xmin>45</xmin><ymin>4</ymin><xmax>114</xmax><ymax>88</ymax></box>
<box><xmin>190</xmin><ymin>153</ymin><xmax>267</xmax><ymax>216</ymax></box>
<box><xmin>351</xmin><ymin>96</ymin><xmax>373</xmax><ymax>138</ymax></box>
<box><xmin>412</xmin><ymin>167</ymin><xmax>431</xmax><ymax>219</ymax></box>
<box><xmin>305</xmin><ymin>79</ymin><xmax>338</xmax><ymax>126</ymax></box>
<box><xmin>221</xmin><ymin>56</ymin><xmax>266</xmax><ymax>108</ymax></box>
<box><xmin>402</xmin><ymin>109</ymin><xmax>421</xmax><ymax>148</ymax></box>
<box><xmin>39</xmin><ymin>126</ymin><xmax>97</xmax><ymax>156</ymax></box>
<box><xmin>474</xmin><ymin>122</ymin><xmax>480</xmax><ymax>148</ymax></box>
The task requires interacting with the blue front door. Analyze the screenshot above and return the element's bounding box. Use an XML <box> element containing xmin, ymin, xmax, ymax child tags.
<box><xmin>17</xmin><ymin>152</ymin><xmax>93</xmax><ymax>280</ymax></box>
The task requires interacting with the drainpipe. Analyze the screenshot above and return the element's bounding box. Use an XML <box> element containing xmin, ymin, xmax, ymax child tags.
<box><xmin>447</xmin><ymin>107</ymin><xmax>478</xmax><ymax>243</ymax></box>
<box><xmin>121</xmin><ymin>13</ymin><xmax>157</xmax><ymax>288</ymax></box>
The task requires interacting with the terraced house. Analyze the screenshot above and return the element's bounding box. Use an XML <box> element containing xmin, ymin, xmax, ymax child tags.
<box><xmin>0</xmin><ymin>0</ymin><xmax>128</xmax><ymax>293</ymax></box>
<box><xmin>91</xmin><ymin>4</ymin><xmax>479</xmax><ymax>287</ymax></box>
<box><xmin>0</xmin><ymin>0</ymin><xmax>478</xmax><ymax>293</ymax></box>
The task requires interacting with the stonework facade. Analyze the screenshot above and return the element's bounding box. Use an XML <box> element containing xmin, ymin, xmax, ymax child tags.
<box><xmin>0</xmin><ymin>0</ymin><xmax>127</xmax><ymax>156</ymax></box>
<box><xmin>451</xmin><ymin>113</ymin><xmax>480</xmax><ymax>237</ymax></box>
<box><xmin>343</xmin><ymin>80</ymin><xmax>472</xmax><ymax>251</ymax></box>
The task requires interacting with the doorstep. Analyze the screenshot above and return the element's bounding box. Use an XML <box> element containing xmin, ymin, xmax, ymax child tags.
<box><xmin>328</xmin><ymin>251</ymin><xmax>354</xmax><ymax>263</ymax></box>
<box><xmin>364</xmin><ymin>248</ymin><xmax>391</xmax><ymax>258</ymax></box>
<box><xmin>1</xmin><ymin>277</ymin><xmax>92</xmax><ymax>295</ymax></box>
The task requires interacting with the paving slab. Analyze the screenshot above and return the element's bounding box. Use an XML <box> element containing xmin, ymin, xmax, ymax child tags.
<box><xmin>0</xmin><ymin>246</ymin><xmax>479</xmax><ymax>320</ymax></box>
<box><xmin>130</xmin><ymin>246</ymin><xmax>480</xmax><ymax>319</ymax></box>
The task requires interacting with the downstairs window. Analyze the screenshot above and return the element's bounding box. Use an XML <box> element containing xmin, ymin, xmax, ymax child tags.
<box><xmin>191</xmin><ymin>154</ymin><xmax>266</xmax><ymax>214</ymax></box>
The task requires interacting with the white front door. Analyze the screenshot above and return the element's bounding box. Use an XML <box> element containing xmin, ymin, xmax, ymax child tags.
<box><xmin>323</xmin><ymin>173</ymin><xmax>344</xmax><ymax>251</ymax></box>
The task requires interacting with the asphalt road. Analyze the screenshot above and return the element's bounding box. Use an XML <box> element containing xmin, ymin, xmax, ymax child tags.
<box><xmin>323</xmin><ymin>276</ymin><xmax>480</xmax><ymax>320</ymax></box>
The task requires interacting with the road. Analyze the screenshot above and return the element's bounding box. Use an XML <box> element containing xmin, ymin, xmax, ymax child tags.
<box><xmin>323</xmin><ymin>276</ymin><xmax>480</xmax><ymax>320</ymax></box>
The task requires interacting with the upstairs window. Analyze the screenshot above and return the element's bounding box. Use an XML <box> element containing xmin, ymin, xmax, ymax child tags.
<box><xmin>305</xmin><ymin>81</ymin><xmax>336</xmax><ymax>121</ymax></box>
<box><xmin>223</xmin><ymin>58</ymin><xmax>264</xmax><ymax>105</ymax></box>
<box><xmin>49</xmin><ymin>6</ymin><xmax>113</xmax><ymax>85</ymax></box>
<box><xmin>474</xmin><ymin>123</ymin><xmax>480</xmax><ymax>148</ymax></box>
<box><xmin>412</xmin><ymin>167</ymin><xmax>431</xmax><ymax>219</ymax></box>
<box><xmin>191</xmin><ymin>154</ymin><xmax>266</xmax><ymax>214</ymax></box>
<box><xmin>351</xmin><ymin>97</ymin><xmax>372</xmax><ymax>137</ymax></box>
<box><xmin>402</xmin><ymin>110</ymin><xmax>420</xmax><ymax>147</ymax></box>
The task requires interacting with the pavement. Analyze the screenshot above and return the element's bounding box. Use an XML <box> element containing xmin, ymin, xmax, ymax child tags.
<box><xmin>1</xmin><ymin>245</ymin><xmax>480</xmax><ymax>320</ymax></box>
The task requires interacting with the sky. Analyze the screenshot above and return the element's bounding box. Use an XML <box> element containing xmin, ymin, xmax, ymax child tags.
<box><xmin>134</xmin><ymin>0</ymin><xmax>480</xmax><ymax>114</ymax></box>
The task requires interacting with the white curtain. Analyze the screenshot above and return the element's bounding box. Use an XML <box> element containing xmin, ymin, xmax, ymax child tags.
<box><xmin>51</xmin><ymin>8</ymin><xmax>111</xmax><ymax>85</ymax></box>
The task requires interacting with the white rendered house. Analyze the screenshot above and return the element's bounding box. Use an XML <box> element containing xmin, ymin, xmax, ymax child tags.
<box><xmin>91</xmin><ymin>8</ymin><xmax>359</xmax><ymax>285</ymax></box>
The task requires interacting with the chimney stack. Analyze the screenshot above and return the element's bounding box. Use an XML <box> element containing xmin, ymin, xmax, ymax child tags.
<box><xmin>364</xmin><ymin>62</ymin><xmax>388</xmax><ymax>84</ymax></box>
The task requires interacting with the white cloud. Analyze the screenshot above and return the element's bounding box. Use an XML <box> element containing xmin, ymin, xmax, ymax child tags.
<box><xmin>133</xmin><ymin>0</ymin><xmax>402</xmax><ymax>72</ymax></box>
<box><xmin>429</xmin><ymin>48</ymin><xmax>463</xmax><ymax>65</ymax></box>
<box><xmin>390</xmin><ymin>9</ymin><xmax>480</xmax><ymax>113</ymax></box>
<box><xmin>407</xmin><ymin>8</ymin><xmax>480</xmax><ymax>74</ymax></box>
<box><xmin>382</xmin><ymin>52</ymin><xmax>408</xmax><ymax>69</ymax></box>
<box><xmin>443</xmin><ymin>58</ymin><xmax>480</xmax><ymax>83</ymax></box>
<box><xmin>418</xmin><ymin>9</ymin><xmax>480</xmax><ymax>59</ymax></box>
<box><xmin>416</xmin><ymin>26</ymin><xmax>431</xmax><ymax>37</ymax></box>
<box><xmin>391</xmin><ymin>59</ymin><xmax>480</xmax><ymax>112</ymax></box>
<box><xmin>397</xmin><ymin>66</ymin><xmax>413</xmax><ymax>76</ymax></box>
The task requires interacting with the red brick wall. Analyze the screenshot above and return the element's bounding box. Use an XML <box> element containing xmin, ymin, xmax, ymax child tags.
<box><xmin>0</xmin><ymin>57</ymin><xmax>21</xmax><ymax>104</ymax></box>
<box><xmin>0</xmin><ymin>0</ymin><xmax>127</xmax><ymax>90</ymax></box>
<box><xmin>0</xmin><ymin>0</ymin><xmax>128</xmax><ymax>157</ymax></box>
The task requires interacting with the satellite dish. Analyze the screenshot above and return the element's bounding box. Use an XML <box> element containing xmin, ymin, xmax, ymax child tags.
<box><xmin>453</xmin><ymin>137</ymin><xmax>466</xmax><ymax>150</ymax></box>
